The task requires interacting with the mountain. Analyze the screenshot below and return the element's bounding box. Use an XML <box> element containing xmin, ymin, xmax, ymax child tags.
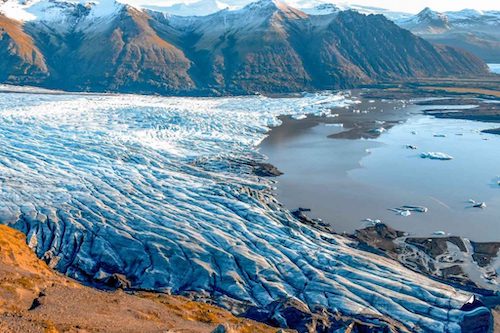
<box><xmin>294</xmin><ymin>1</ymin><xmax>411</xmax><ymax>20</ymax></box>
<box><xmin>398</xmin><ymin>8</ymin><xmax>500</xmax><ymax>63</ymax></box>
<box><xmin>0</xmin><ymin>0</ymin><xmax>490</xmax><ymax>95</ymax></box>
<box><xmin>399</xmin><ymin>7</ymin><xmax>451</xmax><ymax>34</ymax></box>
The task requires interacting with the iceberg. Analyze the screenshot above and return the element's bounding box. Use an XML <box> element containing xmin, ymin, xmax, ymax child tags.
<box><xmin>473</xmin><ymin>202</ymin><xmax>487</xmax><ymax>209</ymax></box>
<box><xmin>420</xmin><ymin>152</ymin><xmax>454</xmax><ymax>160</ymax></box>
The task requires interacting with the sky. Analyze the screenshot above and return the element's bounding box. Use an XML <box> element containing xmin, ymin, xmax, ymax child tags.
<box><xmin>342</xmin><ymin>0</ymin><xmax>500</xmax><ymax>13</ymax></box>
<box><xmin>352</xmin><ymin>0</ymin><xmax>500</xmax><ymax>13</ymax></box>
<box><xmin>124</xmin><ymin>0</ymin><xmax>500</xmax><ymax>13</ymax></box>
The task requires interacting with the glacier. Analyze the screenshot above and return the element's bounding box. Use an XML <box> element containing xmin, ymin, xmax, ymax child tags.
<box><xmin>0</xmin><ymin>89</ymin><xmax>489</xmax><ymax>332</ymax></box>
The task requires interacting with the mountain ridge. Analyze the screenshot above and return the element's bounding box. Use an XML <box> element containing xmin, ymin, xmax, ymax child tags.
<box><xmin>0</xmin><ymin>0</ymin><xmax>490</xmax><ymax>95</ymax></box>
<box><xmin>398</xmin><ymin>7</ymin><xmax>500</xmax><ymax>63</ymax></box>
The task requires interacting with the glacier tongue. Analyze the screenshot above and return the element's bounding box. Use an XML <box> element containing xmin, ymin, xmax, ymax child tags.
<box><xmin>0</xmin><ymin>90</ymin><xmax>477</xmax><ymax>332</ymax></box>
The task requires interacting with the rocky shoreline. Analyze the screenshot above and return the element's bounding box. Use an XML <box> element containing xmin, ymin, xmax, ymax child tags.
<box><xmin>284</xmin><ymin>201</ymin><xmax>500</xmax><ymax>295</ymax></box>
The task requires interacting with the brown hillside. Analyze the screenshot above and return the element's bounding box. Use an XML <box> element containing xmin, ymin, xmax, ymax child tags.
<box><xmin>0</xmin><ymin>225</ymin><xmax>283</xmax><ymax>333</ymax></box>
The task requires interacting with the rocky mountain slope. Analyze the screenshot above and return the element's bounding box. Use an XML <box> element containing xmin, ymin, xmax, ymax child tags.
<box><xmin>0</xmin><ymin>224</ymin><xmax>281</xmax><ymax>333</ymax></box>
<box><xmin>0</xmin><ymin>14</ymin><xmax>48</xmax><ymax>84</ymax></box>
<box><xmin>398</xmin><ymin>8</ymin><xmax>500</xmax><ymax>63</ymax></box>
<box><xmin>0</xmin><ymin>0</ymin><xmax>489</xmax><ymax>95</ymax></box>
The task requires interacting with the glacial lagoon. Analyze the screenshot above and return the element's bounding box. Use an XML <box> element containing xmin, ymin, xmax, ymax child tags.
<box><xmin>261</xmin><ymin>101</ymin><xmax>500</xmax><ymax>241</ymax></box>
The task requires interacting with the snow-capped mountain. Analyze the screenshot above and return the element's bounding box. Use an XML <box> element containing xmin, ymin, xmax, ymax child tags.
<box><xmin>398</xmin><ymin>7</ymin><xmax>500</xmax><ymax>62</ymax></box>
<box><xmin>0</xmin><ymin>0</ymin><xmax>122</xmax><ymax>22</ymax></box>
<box><xmin>143</xmin><ymin>0</ymin><xmax>246</xmax><ymax>16</ymax></box>
<box><xmin>135</xmin><ymin>0</ymin><xmax>413</xmax><ymax>20</ymax></box>
<box><xmin>292</xmin><ymin>1</ymin><xmax>411</xmax><ymax>20</ymax></box>
<box><xmin>398</xmin><ymin>7</ymin><xmax>450</xmax><ymax>33</ymax></box>
<box><xmin>0</xmin><ymin>0</ymin><xmax>489</xmax><ymax>94</ymax></box>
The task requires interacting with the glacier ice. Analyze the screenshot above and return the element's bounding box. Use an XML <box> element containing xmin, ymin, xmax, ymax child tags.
<box><xmin>0</xmin><ymin>90</ymin><xmax>483</xmax><ymax>332</ymax></box>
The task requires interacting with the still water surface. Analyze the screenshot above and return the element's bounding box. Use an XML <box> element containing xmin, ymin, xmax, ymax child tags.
<box><xmin>260</xmin><ymin>104</ymin><xmax>500</xmax><ymax>241</ymax></box>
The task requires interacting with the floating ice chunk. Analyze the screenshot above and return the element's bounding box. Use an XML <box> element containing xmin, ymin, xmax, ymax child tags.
<box><xmin>411</xmin><ymin>131</ymin><xmax>417</xmax><ymax>135</ymax></box>
<box><xmin>433</xmin><ymin>134</ymin><xmax>447</xmax><ymax>138</ymax></box>
<box><xmin>326</xmin><ymin>113</ymin><xmax>339</xmax><ymax>118</ymax></box>
<box><xmin>399</xmin><ymin>210</ymin><xmax>411</xmax><ymax>217</ymax></box>
<box><xmin>473</xmin><ymin>202</ymin><xmax>486</xmax><ymax>209</ymax></box>
<box><xmin>371</xmin><ymin>127</ymin><xmax>386</xmax><ymax>134</ymax></box>
<box><xmin>420</xmin><ymin>152</ymin><xmax>453</xmax><ymax>160</ymax></box>
<box><xmin>433</xmin><ymin>231</ymin><xmax>446</xmax><ymax>236</ymax></box>
<box><xmin>362</xmin><ymin>218</ymin><xmax>382</xmax><ymax>226</ymax></box>
<box><xmin>401</xmin><ymin>205</ymin><xmax>428</xmax><ymax>213</ymax></box>
<box><xmin>292</xmin><ymin>114</ymin><xmax>307</xmax><ymax>120</ymax></box>
<box><xmin>390</xmin><ymin>205</ymin><xmax>427</xmax><ymax>216</ymax></box>
<box><xmin>468</xmin><ymin>199</ymin><xmax>486</xmax><ymax>208</ymax></box>
<box><xmin>405</xmin><ymin>144</ymin><xmax>418</xmax><ymax>150</ymax></box>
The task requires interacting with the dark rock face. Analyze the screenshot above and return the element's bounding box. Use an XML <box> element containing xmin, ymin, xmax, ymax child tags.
<box><xmin>459</xmin><ymin>307</ymin><xmax>493</xmax><ymax>333</ymax></box>
<box><xmin>0</xmin><ymin>2</ymin><xmax>489</xmax><ymax>95</ymax></box>
<box><xmin>92</xmin><ymin>271</ymin><xmax>132</xmax><ymax>290</ymax></box>
<box><xmin>470</xmin><ymin>242</ymin><xmax>500</xmax><ymax>267</ymax></box>
<box><xmin>252</xmin><ymin>162</ymin><xmax>283</xmax><ymax>177</ymax></box>
<box><xmin>242</xmin><ymin>297</ymin><xmax>405</xmax><ymax>333</ymax></box>
<box><xmin>405</xmin><ymin>236</ymin><xmax>467</xmax><ymax>258</ymax></box>
<box><xmin>354</xmin><ymin>223</ymin><xmax>406</xmax><ymax>253</ymax></box>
